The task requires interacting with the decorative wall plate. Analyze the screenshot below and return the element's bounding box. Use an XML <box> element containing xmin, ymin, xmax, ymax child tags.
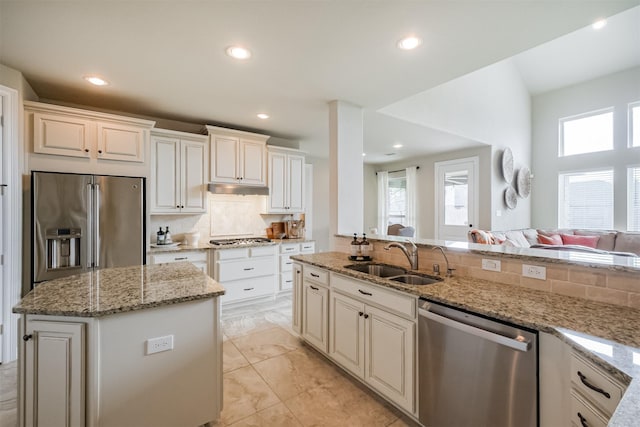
<box><xmin>516</xmin><ymin>167</ymin><xmax>531</xmax><ymax>198</ymax></box>
<box><xmin>504</xmin><ymin>186</ymin><xmax>518</xmax><ymax>209</ymax></box>
<box><xmin>501</xmin><ymin>148</ymin><xmax>514</xmax><ymax>183</ymax></box>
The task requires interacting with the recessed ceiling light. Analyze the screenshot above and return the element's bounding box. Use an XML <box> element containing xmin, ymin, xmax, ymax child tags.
<box><xmin>257</xmin><ymin>113</ymin><xmax>269</xmax><ymax>120</ymax></box>
<box><xmin>362</xmin><ymin>153</ymin><xmax>367</xmax><ymax>157</ymax></box>
<box><xmin>226</xmin><ymin>46</ymin><xmax>252</xmax><ymax>59</ymax></box>
<box><xmin>592</xmin><ymin>19</ymin><xmax>607</xmax><ymax>30</ymax></box>
<box><xmin>393</xmin><ymin>143</ymin><xmax>403</xmax><ymax>149</ymax></box>
<box><xmin>84</xmin><ymin>75</ymin><xmax>109</xmax><ymax>86</ymax></box>
<box><xmin>397</xmin><ymin>36</ymin><xmax>422</xmax><ymax>50</ymax></box>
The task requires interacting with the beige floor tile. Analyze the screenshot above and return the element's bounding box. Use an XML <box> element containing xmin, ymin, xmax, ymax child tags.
<box><xmin>227</xmin><ymin>402</ymin><xmax>301</xmax><ymax>427</ymax></box>
<box><xmin>232</xmin><ymin>327</ymin><xmax>301</xmax><ymax>364</ymax></box>
<box><xmin>0</xmin><ymin>399</ymin><xmax>17</xmax><ymax>427</ymax></box>
<box><xmin>220</xmin><ymin>365</ymin><xmax>281</xmax><ymax>425</ymax></box>
<box><xmin>222</xmin><ymin>313</ymin><xmax>279</xmax><ymax>338</ymax></box>
<box><xmin>223</xmin><ymin>340</ymin><xmax>251</xmax><ymax>373</ymax></box>
<box><xmin>252</xmin><ymin>346</ymin><xmax>341</xmax><ymax>401</ymax></box>
<box><xmin>284</xmin><ymin>371</ymin><xmax>398</xmax><ymax>427</ymax></box>
<box><xmin>387</xmin><ymin>416</ymin><xmax>421</xmax><ymax>427</ymax></box>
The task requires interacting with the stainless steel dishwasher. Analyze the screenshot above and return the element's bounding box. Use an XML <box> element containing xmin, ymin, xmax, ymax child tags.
<box><xmin>418</xmin><ymin>299</ymin><xmax>537</xmax><ymax>427</ymax></box>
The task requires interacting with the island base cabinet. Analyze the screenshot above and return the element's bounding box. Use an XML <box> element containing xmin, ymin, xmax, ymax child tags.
<box><xmin>302</xmin><ymin>280</ymin><xmax>328</xmax><ymax>352</ymax></box>
<box><xmin>23</xmin><ymin>319</ymin><xmax>86</xmax><ymax>427</ymax></box>
<box><xmin>329</xmin><ymin>292</ymin><xmax>365</xmax><ymax>377</ymax></box>
<box><xmin>292</xmin><ymin>263</ymin><xmax>303</xmax><ymax>334</ymax></box>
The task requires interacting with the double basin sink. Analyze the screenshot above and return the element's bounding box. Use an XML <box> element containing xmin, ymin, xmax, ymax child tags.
<box><xmin>344</xmin><ymin>263</ymin><xmax>443</xmax><ymax>286</ymax></box>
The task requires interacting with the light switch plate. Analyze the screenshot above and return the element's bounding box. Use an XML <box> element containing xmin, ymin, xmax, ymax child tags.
<box><xmin>481</xmin><ymin>259</ymin><xmax>501</xmax><ymax>272</ymax></box>
<box><xmin>522</xmin><ymin>264</ymin><xmax>546</xmax><ymax>280</ymax></box>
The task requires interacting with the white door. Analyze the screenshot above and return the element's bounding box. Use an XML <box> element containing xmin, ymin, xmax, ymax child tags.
<box><xmin>240</xmin><ymin>140</ymin><xmax>265</xmax><ymax>185</ymax></box>
<box><xmin>151</xmin><ymin>137</ymin><xmax>180</xmax><ymax>213</ymax></box>
<box><xmin>268</xmin><ymin>151</ymin><xmax>287</xmax><ymax>212</ymax></box>
<box><xmin>287</xmin><ymin>154</ymin><xmax>305</xmax><ymax>212</ymax></box>
<box><xmin>435</xmin><ymin>157</ymin><xmax>479</xmax><ymax>241</ymax></box>
<box><xmin>211</xmin><ymin>135</ymin><xmax>239</xmax><ymax>183</ymax></box>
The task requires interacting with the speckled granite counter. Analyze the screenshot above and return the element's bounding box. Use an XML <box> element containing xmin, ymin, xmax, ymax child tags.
<box><xmin>149</xmin><ymin>242</ymin><xmax>213</xmax><ymax>254</ymax></box>
<box><xmin>13</xmin><ymin>262</ymin><xmax>225</xmax><ymax>317</ymax></box>
<box><xmin>292</xmin><ymin>251</ymin><xmax>640</xmax><ymax>426</ymax></box>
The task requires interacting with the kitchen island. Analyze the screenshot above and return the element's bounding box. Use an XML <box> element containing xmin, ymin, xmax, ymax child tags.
<box><xmin>13</xmin><ymin>262</ymin><xmax>225</xmax><ymax>427</ymax></box>
<box><xmin>292</xmin><ymin>251</ymin><xmax>640</xmax><ymax>427</ymax></box>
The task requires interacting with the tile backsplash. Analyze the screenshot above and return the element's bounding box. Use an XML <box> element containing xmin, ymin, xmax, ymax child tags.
<box><xmin>150</xmin><ymin>194</ymin><xmax>291</xmax><ymax>243</ymax></box>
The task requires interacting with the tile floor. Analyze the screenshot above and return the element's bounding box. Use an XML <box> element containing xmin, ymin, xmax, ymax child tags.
<box><xmin>0</xmin><ymin>295</ymin><xmax>419</xmax><ymax>426</ymax></box>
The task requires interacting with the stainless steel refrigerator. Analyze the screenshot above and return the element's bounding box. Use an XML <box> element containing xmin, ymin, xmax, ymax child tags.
<box><xmin>32</xmin><ymin>171</ymin><xmax>146</xmax><ymax>284</ymax></box>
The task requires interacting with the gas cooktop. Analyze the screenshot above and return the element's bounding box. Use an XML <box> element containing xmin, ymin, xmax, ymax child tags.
<box><xmin>209</xmin><ymin>237</ymin><xmax>272</xmax><ymax>246</ymax></box>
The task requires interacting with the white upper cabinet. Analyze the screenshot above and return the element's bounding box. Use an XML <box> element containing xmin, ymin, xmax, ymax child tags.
<box><xmin>26</xmin><ymin>101</ymin><xmax>154</xmax><ymax>162</ymax></box>
<box><xmin>267</xmin><ymin>147</ymin><xmax>305</xmax><ymax>213</ymax></box>
<box><xmin>151</xmin><ymin>129</ymin><xmax>208</xmax><ymax>214</ymax></box>
<box><xmin>206</xmin><ymin>125</ymin><xmax>268</xmax><ymax>186</ymax></box>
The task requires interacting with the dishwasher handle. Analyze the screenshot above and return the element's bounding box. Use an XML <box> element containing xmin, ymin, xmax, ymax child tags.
<box><xmin>420</xmin><ymin>308</ymin><xmax>531</xmax><ymax>352</ymax></box>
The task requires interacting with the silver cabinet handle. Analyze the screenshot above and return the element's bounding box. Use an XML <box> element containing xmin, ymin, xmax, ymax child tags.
<box><xmin>243</xmin><ymin>267</ymin><xmax>255</xmax><ymax>271</ymax></box>
<box><xmin>94</xmin><ymin>183</ymin><xmax>101</xmax><ymax>268</ymax></box>
<box><xmin>243</xmin><ymin>287</ymin><xmax>254</xmax><ymax>291</ymax></box>
<box><xmin>86</xmin><ymin>183</ymin><xmax>93</xmax><ymax>268</ymax></box>
<box><xmin>174</xmin><ymin>257</ymin><xmax>188</xmax><ymax>261</ymax></box>
<box><xmin>420</xmin><ymin>309</ymin><xmax>531</xmax><ymax>352</ymax></box>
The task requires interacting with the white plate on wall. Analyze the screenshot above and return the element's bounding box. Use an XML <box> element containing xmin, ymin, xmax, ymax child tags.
<box><xmin>516</xmin><ymin>167</ymin><xmax>531</xmax><ymax>198</ymax></box>
<box><xmin>501</xmin><ymin>148</ymin><xmax>514</xmax><ymax>183</ymax></box>
<box><xmin>504</xmin><ymin>186</ymin><xmax>518</xmax><ymax>209</ymax></box>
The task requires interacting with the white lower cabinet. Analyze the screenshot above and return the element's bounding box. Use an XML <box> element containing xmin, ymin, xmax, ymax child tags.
<box><xmin>150</xmin><ymin>250</ymin><xmax>209</xmax><ymax>274</ymax></box>
<box><xmin>214</xmin><ymin>246</ymin><xmax>277</xmax><ymax>304</ymax></box>
<box><xmin>279</xmin><ymin>241</ymin><xmax>315</xmax><ymax>292</ymax></box>
<box><xmin>329</xmin><ymin>288</ymin><xmax>415</xmax><ymax>414</ymax></box>
<box><xmin>23</xmin><ymin>319</ymin><xmax>86</xmax><ymax>427</ymax></box>
<box><xmin>292</xmin><ymin>263</ymin><xmax>303</xmax><ymax>334</ymax></box>
<box><xmin>301</xmin><ymin>265</ymin><xmax>329</xmax><ymax>352</ymax></box>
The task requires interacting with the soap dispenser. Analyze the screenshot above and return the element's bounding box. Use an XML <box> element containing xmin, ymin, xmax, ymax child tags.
<box><xmin>164</xmin><ymin>226</ymin><xmax>173</xmax><ymax>244</ymax></box>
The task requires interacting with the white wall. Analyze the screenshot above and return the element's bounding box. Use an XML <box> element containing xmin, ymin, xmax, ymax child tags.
<box><xmin>363</xmin><ymin>163</ymin><xmax>378</xmax><ymax>233</ymax></box>
<box><xmin>305</xmin><ymin>156</ymin><xmax>330</xmax><ymax>252</ymax></box>
<box><xmin>381</xmin><ymin>60</ymin><xmax>532</xmax><ymax>231</ymax></box>
<box><xmin>364</xmin><ymin>145</ymin><xmax>492</xmax><ymax>239</ymax></box>
<box><xmin>531</xmin><ymin>66</ymin><xmax>640</xmax><ymax>229</ymax></box>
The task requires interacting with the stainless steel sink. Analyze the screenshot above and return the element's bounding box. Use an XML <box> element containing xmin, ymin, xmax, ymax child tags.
<box><xmin>344</xmin><ymin>263</ymin><xmax>407</xmax><ymax>277</ymax></box>
<box><xmin>389</xmin><ymin>274</ymin><xmax>443</xmax><ymax>286</ymax></box>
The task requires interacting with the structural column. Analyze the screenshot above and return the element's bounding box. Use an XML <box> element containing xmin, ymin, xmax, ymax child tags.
<box><xmin>329</xmin><ymin>100</ymin><xmax>363</xmax><ymax>248</ymax></box>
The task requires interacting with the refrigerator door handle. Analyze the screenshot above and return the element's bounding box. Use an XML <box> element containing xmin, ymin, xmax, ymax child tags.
<box><xmin>94</xmin><ymin>183</ymin><xmax>101</xmax><ymax>268</ymax></box>
<box><xmin>86</xmin><ymin>183</ymin><xmax>94</xmax><ymax>268</ymax></box>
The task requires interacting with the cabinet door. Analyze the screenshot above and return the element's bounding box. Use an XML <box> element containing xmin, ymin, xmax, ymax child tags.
<box><xmin>364</xmin><ymin>305</ymin><xmax>415</xmax><ymax>413</ymax></box>
<box><xmin>24</xmin><ymin>320</ymin><xmax>85</xmax><ymax>427</ymax></box>
<box><xmin>181</xmin><ymin>140</ymin><xmax>208</xmax><ymax>213</ymax></box>
<box><xmin>329</xmin><ymin>292</ymin><xmax>365</xmax><ymax>377</ymax></box>
<box><xmin>211</xmin><ymin>135</ymin><xmax>240</xmax><ymax>183</ymax></box>
<box><xmin>97</xmin><ymin>122</ymin><xmax>145</xmax><ymax>162</ymax></box>
<box><xmin>287</xmin><ymin>154</ymin><xmax>305</xmax><ymax>212</ymax></box>
<box><xmin>268</xmin><ymin>151</ymin><xmax>287</xmax><ymax>213</ymax></box>
<box><xmin>302</xmin><ymin>280</ymin><xmax>328</xmax><ymax>353</ymax></box>
<box><xmin>151</xmin><ymin>137</ymin><xmax>180</xmax><ymax>214</ymax></box>
<box><xmin>292</xmin><ymin>263</ymin><xmax>303</xmax><ymax>334</ymax></box>
<box><xmin>240</xmin><ymin>140</ymin><xmax>266</xmax><ymax>185</ymax></box>
<box><xmin>33</xmin><ymin>112</ymin><xmax>93</xmax><ymax>158</ymax></box>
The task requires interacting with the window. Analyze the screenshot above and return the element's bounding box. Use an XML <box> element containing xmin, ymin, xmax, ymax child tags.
<box><xmin>630</xmin><ymin>102</ymin><xmax>640</xmax><ymax>148</ymax></box>
<box><xmin>387</xmin><ymin>171</ymin><xmax>407</xmax><ymax>224</ymax></box>
<box><xmin>558</xmin><ymin>170</ymin><xmax>613</xmax><ymax>229</ymax></box>
<box><xmin>629</xmin><ymin>167</ymin><xmax>640</xmax><ymax>232</ymax></box>
<box><xmin>559</xmin><ymin>109</ymin><xmax>613</xmax><ymax>156</ymax></box>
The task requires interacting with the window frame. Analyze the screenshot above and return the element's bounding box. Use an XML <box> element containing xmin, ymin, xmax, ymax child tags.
<box><xmin>558</xmin><ymin>168</ymin><xmax>614</xmax><ymax>230</ymax></box>
<box><xmin>628</xmin><ymin>165</ymin><xmax>640</xmax><ymax>232</ymax></box>
<box><xmin>387</xmin><ymin>170</ymin><xmax>407</xmax><ymax>225</ymax></box>
<box><xmin>628</xmin><ymin>101</ymin><xmax>640</xmax><ymax>148</ymax></box>
<box><xmin>558</xmin><ymin>107</ymin><xmax>614</xmax><ymax>157</ymax></box>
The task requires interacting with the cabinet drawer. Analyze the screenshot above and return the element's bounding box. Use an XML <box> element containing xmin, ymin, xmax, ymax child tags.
<box><xmin>281</xmin><ymin>255</ymin><xmax>295</xmax><ymax>272</ymax></box>
<box><xmin>300</xmin><ymin>242</ymin><xmax>315</xmax><ymax>253</ymax></box>
<box><xmin>217</xmin><ymin>257</ymin><xmax>275</xmax><ymax>282</ymax></box>
<box><xmin>280</xmin><ymin>243</ymin><xmax>300</xmax><ymax>254</ymax></box>
<box><xmin>280</xmin><ymin>272</ymin><xmax>294</xmax><ymax>291</ymax></box>
<box><xmin>151</xmin><ymin>250</ymin><xmax>207</xmax><ymax>264</ymax></box>
<box><xmin>331</xmin><ymin>273</ymin><xmax>416</xmax><ymax>319</ymax></box>
<box><xmin>303</xmin><ymin>265</ymin><xmax>329</xmax><ymax>286</ymax></box>
<box><xmin>222</xmin><ymin>276</ymin><xmax>275</xmax><ymax>303</ymax></box>
<box><xmin>251</xmin><ymin>245</ymin><xmax>277</xmax><ymax>257</ymax></box>
<box><xmin>215</xmin><ymin>248</ymin><xmax>250</xmax><ymax>260</ymax></box>
<box><xmin>570</xmin><ymin>354</ymin><xmax>624</xmax><ymax>416</ymax></box>
<box><xmin>570</xmin><ymin>390</ymin><xmax>608</xmax><ymax>427</ymax></box>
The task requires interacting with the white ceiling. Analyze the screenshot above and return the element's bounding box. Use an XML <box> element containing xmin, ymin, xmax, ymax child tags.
<box><xmin>1</xmin><ymin>1</ymin><xmax>638</xmax><ymax>161</ymax></box>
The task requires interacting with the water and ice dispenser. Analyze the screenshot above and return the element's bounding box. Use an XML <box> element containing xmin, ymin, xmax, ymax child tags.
<box><xmin>46</xmin><ymin>228</ymin><xmax>81</xmax><ymax>270</ymax></box>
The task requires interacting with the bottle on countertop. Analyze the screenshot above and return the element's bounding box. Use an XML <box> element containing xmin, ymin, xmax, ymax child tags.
<box><xmin>164</xmin><ymin>226</ymin><xmax>173</xmax><ymax>244</ymax></box>
<box><xmin>360</xmin><ymin>233</ymin><xmax>371</xmax><ymax>258</ymax></box>
<box><xmin>350</xmin><ymin>233</ymin><xmax>361</xmax><ymax>257</ymax></box>
<box><xmin>157</xmin><ymin>227</ymin><xmax>165</xmax><ymax>245</ymax></box>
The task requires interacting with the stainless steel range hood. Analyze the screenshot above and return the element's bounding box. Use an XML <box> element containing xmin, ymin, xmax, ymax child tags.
<box><xmin>207</xmin><ymin>183</ymin><xmax>269</xmax><ymax>196</ymax></box>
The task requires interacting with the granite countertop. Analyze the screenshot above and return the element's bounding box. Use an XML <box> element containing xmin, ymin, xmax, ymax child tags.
<box><xmin>270</xmin><ymin>238</ymin><xmax>315</xmax><ymax>244</ymax></box>
<box><xmin>292</xmin><ymin>251</ymin><xmax>640</xmax><ymax>426</ymax></box>
<box><xmin>13</xmin><ymin>262</ymin><xmax>225</xmax><ymax>317</ymax></box>
<box><xmin>149</xmin><ymin>242</ymin><xmax>213</xmax><ymax>254</ymax></box>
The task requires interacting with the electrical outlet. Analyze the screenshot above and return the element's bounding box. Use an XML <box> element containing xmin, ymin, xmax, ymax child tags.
<box><xmin>146</xmin><ymin>335</ymin><xmax>174</xmax><ymax>355</ymax></box>
<box><xmin>481</xmin><ymin>259</ymin><xmax>501</xmax><ymax>272</ymax></box>
<box><xmin>522</xmin><ymin>264</ymin><xmax>546</xmax><ymax>280</ymax></box>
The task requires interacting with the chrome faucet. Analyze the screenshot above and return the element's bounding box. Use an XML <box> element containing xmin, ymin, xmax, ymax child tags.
<box><xmin>384</xmin><ymin>240</ymin><xmax>419</xmax><ymax>270</ymax></box>
<box><xmin>432</xmin><ymin>246</ymin><xmax>454</xmax><ymax>277</ymax></box>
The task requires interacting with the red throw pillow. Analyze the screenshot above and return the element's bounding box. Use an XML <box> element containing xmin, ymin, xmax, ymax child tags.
<box><xmin>560</xmin><ymin>233</ymin><xmax>600</xmax><ymax>248</ymax></box>
<box><xmin>538</xmin><ymin>234</ymin><xmax>562</xmax><ymax>245</ymax></box>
